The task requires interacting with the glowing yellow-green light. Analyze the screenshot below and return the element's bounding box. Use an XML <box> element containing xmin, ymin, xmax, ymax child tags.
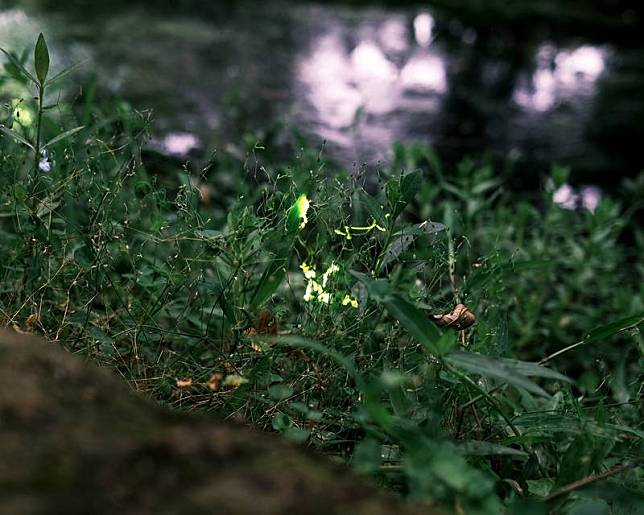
<box><xmin>12</xmin><ymin>100</ymin><xmax>34</xmax><ymax>127</ymax></box>
<box><xmin>342</xmin><ymin>294</ymin><xmax>359</xmax><ymax>308</ymax></box>
<box><xmin>333</xmin><ymin>218</ymin><xmax>386</xmax><ymax>240</ymax></box>
<box><xmin>295</xmin><ymin>194</ymin><xmax>310</xmax><ymax>229</ymax></box>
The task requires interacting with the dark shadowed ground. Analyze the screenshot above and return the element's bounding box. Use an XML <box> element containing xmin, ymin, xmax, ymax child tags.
<box><xmin>0</xmin><ymin>330</ymin><xmax>437</xmax><ymax>515</ymax></box>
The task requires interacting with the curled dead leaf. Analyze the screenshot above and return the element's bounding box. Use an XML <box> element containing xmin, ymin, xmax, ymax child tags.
<box><xmin>431</xmin><ymin>303</ymin><xmax>475</xmax><ymax>330</ymax></box>
<box><xmin>175</xmin><ymin>378</ymin><xmax>193</xmax><ymax>389</ymax></box>
<box><xmin>25</xmin><ymin>314</ymin><xmax>39</xmax><ymax>331</ymax></box>
<box><xmin>207</xmin><ymin>372</ymin><xmax>223</xmax><ymax>391</ymax></box>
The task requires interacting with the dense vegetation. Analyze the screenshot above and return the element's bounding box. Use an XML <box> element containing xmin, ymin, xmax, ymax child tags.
<box><xmin>1</xmin><ymin>34</ymin><xmax>642</xmax><ymax>515</ymax></box>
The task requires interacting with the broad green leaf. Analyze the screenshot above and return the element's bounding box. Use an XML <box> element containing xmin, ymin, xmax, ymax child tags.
<box><xmin>460</xmin><ymin>440</ymin><xmax>528</xmax><ymax>458</ymax></box>
<box><xmin>446</xmin><ymin>350</ymin><xmax>549</xmax><ymax>397</ymax></box>
<box><xmin>249</xmin><ymin>256</ymin><xmax>286</xmax><ymax>310</ymax></box>
<box><xmin>352</xmin><ymin>438</ymin><xmax>382</xmax><ymax>474</ymax></box>
<box><xmin>582</xmin><ymin>311</ymin><xmax>644</xmax><ymax>345</ymax></box>
<box><xmin>286</xmin><ymin>193</ymin><xmax>310</xmax><ymax>233</ymax></box>
<box><xmin>512</xmin><ymin>412</ymin><xmax>644</xmax><ymax>440</ymax></box>
<box><xmin>0</xmin><ymin>47</ymin><xmax>38</xmax><ymax>85</ymax></box>
<box><xmin>350</xmin><ymin>273</ymin><xmax>443</xmax><ymax>355</ymax></box>
<box><xmin>380</xmin><ymin>221</ymin><xmax>446</xmax><ymax>269</ymax></box>
<box><xmin>268</xmin><ymin>383</ymin><xmax>293</xmax><ymax>401</ymax></box>
<box><xmin>45</xmin><ymin>59</ymin><xmax>87</xmax><ymax>87</ymax></box>
<box><xmin>13</xmin><ymin>183</ymin><xmax>27</xmax><ymax>202</ymax></box>
<box><xmin>526</xmin><ymin>479</ymin><xmax>553</xmax><ymax>497</ymax></box>
<box><xmin>387</xmin><ymin>170</ymin><xmax>421</xmax><ymax>218</ymax></box>
<box><xmin>34</xmin><ymin>33</ymin><xmax>50</xmax><ymax>84</ymax></box>
<box><xmin>43</xmin><ymin>125</ymin><xmax>84</xmax><ymax>149</ymax></box>
<box><xmin>567</xmin><ymin>499</ymin><xmax>610</xmax><ymax>515</ymax></box>
<box><xmin>382</xmin><ymin>293</ymin><xmax>443</xmax><ymax>355</ymax></box>
<box><xmin>499</xmin><ymin>358</ymin><xmax>571</xmax><ymax>383</ymax></box>
<box><xmin>0</xmin><ymin>125</ymin><xmax>34</xmax><ymax>150</ymax></box>
<box><xmin>400</xmin><ymin>170</ymin><xmax>421</xmax><ymax>204</ymax></box>
<box><xmin>356</xmin><ymin>189</ymin><xmax>387</xmax><ymax>226</ymax></box>
<box><xmin>351</xmin><ymin>271</ymin><xmax>391</xmax><ymax>301</ymax></box>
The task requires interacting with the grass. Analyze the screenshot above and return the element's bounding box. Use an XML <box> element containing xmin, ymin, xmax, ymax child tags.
<box><xmin>1</xmin><ymin>34</ymin><xmax>643</xmax><ymax>515</ymax></box>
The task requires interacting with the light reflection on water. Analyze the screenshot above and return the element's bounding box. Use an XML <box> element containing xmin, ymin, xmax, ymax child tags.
<box><xmin>0</xmin><ymin>3</ymin><xmax>634</xmax><ymax>182</ymax></box>
<box><xmin>295</xmin><ymin>11</ymin><xmax>447</xmax><ymax>163</ymax></box>
<box><xmin>514</xmin><ymin>44</ymin><xmax>607</xmax><ymax>112</ymax></box>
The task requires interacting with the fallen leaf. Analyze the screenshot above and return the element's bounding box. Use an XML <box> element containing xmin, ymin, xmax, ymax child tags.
<box><xmin>207</xmin><ymin>372</ymin><xmax>223</xmax><ymax>391</ymax></box>
<box><xmin>176</xmin><ymin>378</ymin><xmax>193</xmax><ymax>388</ymax></box>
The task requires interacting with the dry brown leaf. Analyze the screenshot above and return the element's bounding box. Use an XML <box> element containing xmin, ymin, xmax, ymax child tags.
<box><xmin>175</xmin><ymin>378</ymin><xmax>193</xmax><ymax>389</ymax></box>
<box><xmin>25</xmin><ymin>314</ymin><xmax>39</xmax><ymax>331</ymax></box>
<box><xmin>207</xmin><ymin>372</ymin><xmax>223</xmax><ymax>391</ymax></box>
<box><xmin>431</xmin><ymin>303</ymin><xmax>476</xmax><ymax>330</ymax></box>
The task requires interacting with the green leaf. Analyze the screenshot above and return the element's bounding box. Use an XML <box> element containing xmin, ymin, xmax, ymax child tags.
<box><xmin>45</xmin><ymin>59</ymin><xmax>87</xmax><ymax>87</ymax></box>
<box><xmin>0</xmin><ymin>125</ymin><xmax>35</xmax><ymax>150</ymax></box>
<box><xmin>350</xmin><ymin>273</ymin><xmax>443</xmax><ymax>355</ymax></box>
<box><xmin>567</xmin><ymin>499</ymin><xmax>610</xmax><ymax>515</ymax></box>
<box><xmin>446</xmin><ymin>350</ymin><xmax>550</xmax><ymax>397</ymax></box>
<box><xmin>460</xmin><ymin>440</ymin><xmax>528</xmax><ymax>458</ymax></box>
<box><xmin>0</xmin><ymin>47</ymin><xmax>38</xmax><ymax>85</ymax></box>
<box><xmin>386</xmin><ymin>170</ymin><xmax>421</xmax><ymax>218</ymax></box>
<box><xmin>271</xmin><ymin>412</ymin><xmax>291</xmax><ymax>431</ymax></box>
<box><xmin>380</xmin><ymin>221</ymin><xmax>446</xmax><ymax>269</ymax></box>
<box><xmin>498</xmin><ymin>358</ymin><xmax>571</xmax><ymax>383</ymax></box>
<box><xmin>249</xmin><ymin>256</ymin><xmax>286</xmax><ymax>310</ymax></box>
<box><xmin>43</xmin><ymin>125</ymin><xmax>84</xmax><ymax>149</ymax></box>
<box><xmin>526</xmin><ymin>479</ymin><xmax>553</xmax><ymax>497</ymax></box>
<box><xmin>34</xmin><ymin>33</ymin><xmax>50</xmax><ymax>84</ymax></box>
<box><xmin>352</xmin><ymin>438</ymin><xmax>382</xmax><ymax>474</ymax></box>
<box><xmin>268</xmin><ymin>383</ymin><xmax>293</xmax><ymax>401</ymax></box>
<box><xmin>13</xmin><ymin>183</ymin><xmax>27</xmax><ymax>202</ymax></box>
<box><xmin>400</xmin><ymin>170</ymin><xmax>421</xmax><ymax>204</ymax></box>
<box><xmin>582</xmin><ymin>311</ymin><xmax>644</xmax><ymax>345</ymax></box>
<box><xmin>511</xmin><ymin>412</ymin><xmax>644</xmax><ymax>440</ymax></box>
<box><xmin>382</xmin><ymin>293</ymin><xmax>443</xmax><ymax>355</ymax></box>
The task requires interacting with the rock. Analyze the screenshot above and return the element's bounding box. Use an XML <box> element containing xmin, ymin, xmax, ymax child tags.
<box><xmin>0</xmin><ymin>331</ymin><xmax>434</xmax><ymax>515</ymax></box>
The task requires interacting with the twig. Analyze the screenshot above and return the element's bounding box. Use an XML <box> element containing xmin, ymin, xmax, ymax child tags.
<box><xmin>544</xmin><ymin>459</ymin><xmax>642</xmax><ymax>501</ymax></box>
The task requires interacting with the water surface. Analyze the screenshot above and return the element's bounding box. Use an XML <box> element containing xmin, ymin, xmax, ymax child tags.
<box><xmin>1</xmin><ymin>1</ymin><xmax>643</xmax><ymax>185</ymax></box>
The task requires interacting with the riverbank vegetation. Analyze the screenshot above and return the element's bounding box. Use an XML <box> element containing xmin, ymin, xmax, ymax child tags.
<box><xmin>1</xmin><ymin>34</ymin><xmax>643</xmax><ymax>515</ymax></box>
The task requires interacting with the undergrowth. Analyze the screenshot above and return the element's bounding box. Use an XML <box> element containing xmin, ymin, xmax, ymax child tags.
<box><xmin>1</xmin><ymin>34</ymin><xmax>643</xmax><ymax>515</ymax></box>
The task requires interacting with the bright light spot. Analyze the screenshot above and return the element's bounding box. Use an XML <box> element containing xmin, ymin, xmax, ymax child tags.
<box><xmin>295</xmin><ymin>194</ymin><xmax>310</xmax><ymax>229</ymax></box>
<box><xmin>39</xmin><ymin>157</ymin><xmax>51</xmax><ymax>173</ymax></box>
<box><xmin>413</xmin><ymin>12</ymin><xmax>434</xmax><ymax>48</ymax></box>
<box><xmin>299</xmin><ymin>262</ymin><xmax>316</xmax><ymax>279</ymax></box>
<box><xmin>321</xmin><ymin>262</ymin><xmax>340</xmax><ymax>287</ymax></box>
<box><xmin>12</xmin><ymin>100</ymin><xmax>34</xmax><ymax>127</ymax></box>
<box><xmin>401</xmin><ymin>54</ymin><xmax>447</xmax><ymax>93</ymax></box>
<box><xmin>513</xmin><ymin>44</ymin><xmax>607</xmax><ymax>113</ymax></box>
<box><xmin>553</xmin><ymin>183</ymin><xmax>602</xmax><ymax>213</ymax></box>
<box><xmin>553</xmin><ymin>183</ymin><xmax>577</xmax><ymax>209</ymax></box>
<box><xmin>162</xmin><ymin>132</ymin><xmax>199</xmax><ymax>156</ymax></box>
<box><xmin>297</xmin><ymin>33</ymin><xmax>362</xmax><ymax>129</ymax></box>
<box><xmin>295</xmin><ymin>15</ymin><xmax>447</xmax><ymax>160</ymax></box>
<box><xmin>350</xmin><ymin>41</ymin><xmax>397</xmax><ymax>81</ymax></box>
<box><xmin>342</xmin><ymin>294</ymin><xmax>359</xmax><ymax>308</ymax></box>
<box><xmin>580</xmin><ymin>186</ymin><xmax>601</xmax><ymax>213</ymax></box>
<box><xmin>557</xmin><ymin>46</ymin><xmax>605</xmax><ymax>82</ymax></box>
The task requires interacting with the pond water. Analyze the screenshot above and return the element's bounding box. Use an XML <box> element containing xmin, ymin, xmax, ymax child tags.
<box><xmin>1</xmin><ymin>1</ymin><xmax>643</xmax><ymax>186</ymax></box>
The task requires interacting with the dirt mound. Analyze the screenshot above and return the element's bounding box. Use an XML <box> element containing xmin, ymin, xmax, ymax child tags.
<box><xmin>0</xmin><ymin>330</ymin><xmax>434</xmax><ymax>515</ymax></box>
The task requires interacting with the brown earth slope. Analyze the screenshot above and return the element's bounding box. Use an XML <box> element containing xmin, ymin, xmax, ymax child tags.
<box><xmin>0</xmin><ymin>330</ymin><xmax>436</xmax><ymax>515</ymax></box>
